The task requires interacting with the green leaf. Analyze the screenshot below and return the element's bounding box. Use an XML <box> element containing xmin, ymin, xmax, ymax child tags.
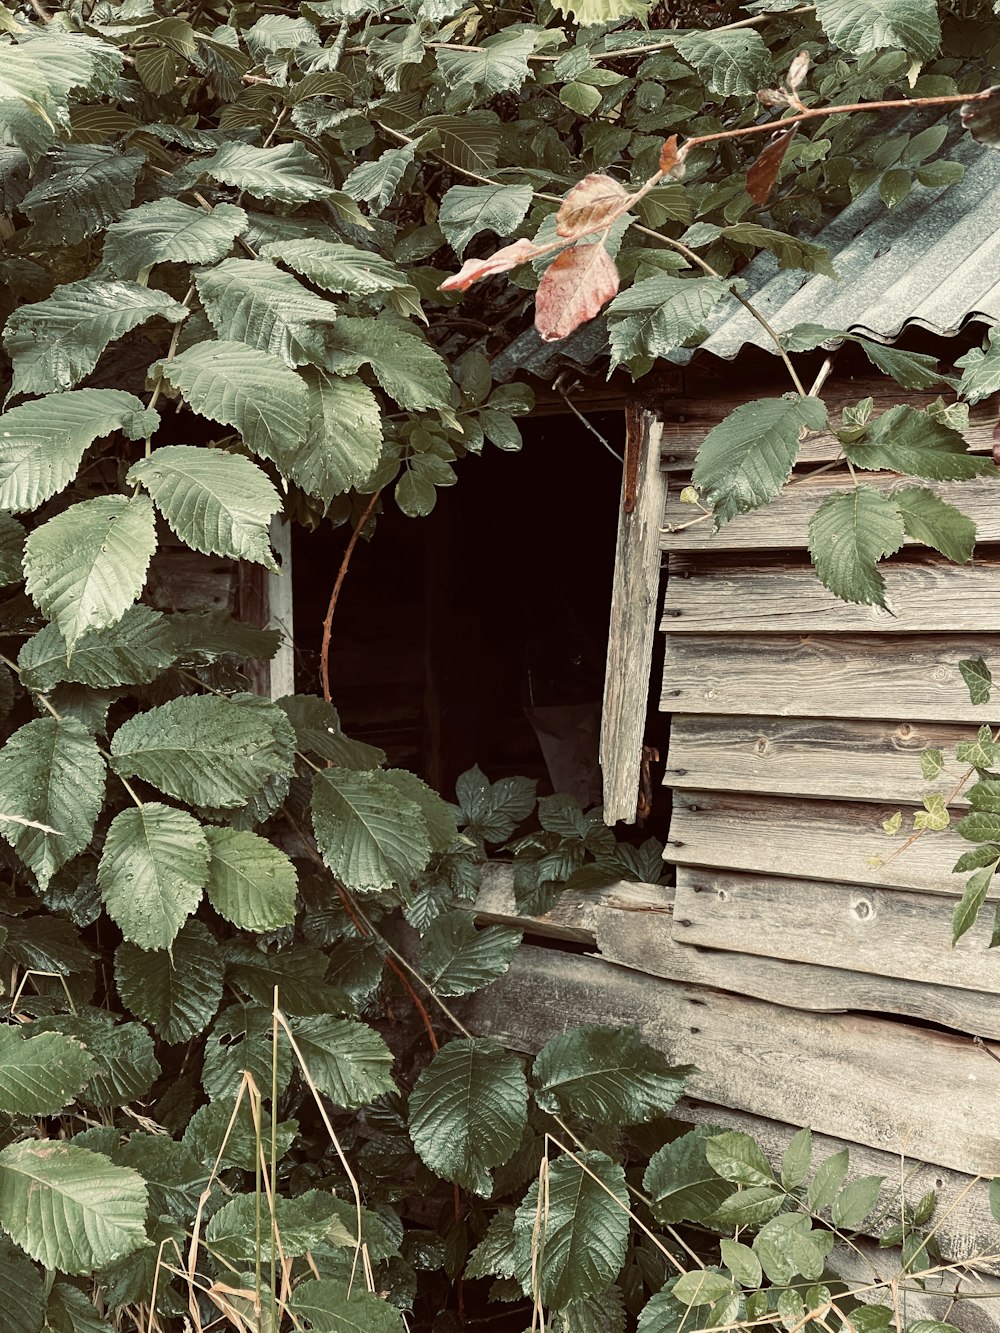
<box><xmin>288</xmin><ymin>1016</ymin><xmax>396</xmax><ymax>1106</ymax></box>
<box><xmin>196</xmin><ymin>258</ymin><xmax>339</xmax><ymax>368</ymax></box>
<box><xmin>381</xmin><ymin>768</ymin><xmax>459</xmax><ymax>852</ymax></box>
<box><xmin>0</xmin><ymin>1140</ymin><xmax>147</xmax><ymax>1274</ymax></box>
<box><xmin>3</xmin><ymin>280</ymin><xmax>186</xmax><ymax>398</ymax></box>
<box><xmin>550</xmin><ymin>0</ymin><xmax>649</xmax><ymax>23</ymax></box>
<box><xmin>204</xmin><ymin>826</ymin><xmax>297</xmax><ymax>931</ymax></box>
<box><xmin>115</xmin><ymin>919</ymin><xmax>223</xmax><ymax>1043</ymax></box>
<box><xmin>532</xmin><ymin>1025</ymin><xmax>691</xmax><ymax>1125</ymax></box>
<box><xmin>706</xmin><ymin>1131</ymin><xmax>777</xmax><ymax>1187</ymax></box>
<box><xmin>134</xmin><ymin>45</ymin><xmax>176</xmax><ymax>94</ymax></box>
<box><xmin>24</xmin><ymin>495</ymin><xmax>156</xmax><ymax>656</ymax></box>
<box><xmin>156</xmin><ymin>340</ymin><xmax>308</xmax><ymax>462</ymax></box>
<box><xmin>672</xmin><ymin>1270</ymin><xmax>737</xmax><ymax>1306</ymax></box>
<box><xmin>920</xmin><ymin>749</ymin><xmax>945</xmax><ymax>782</ymax></box>
<box><xmin>672</xmin><ymin>29</ymin><xmax>771</xmax><ymax>96</ymax></box>
<box><xmin>959</xmin><ymin>657</ymin><xmax>992</xmax><ymax>706</ymax></box>
<box><xmin>19</xmin><ymin>606</ymin><xmax>175</xmax><ymax>693</ymax></box>
<box><xmin>512</xmin><ymin>1151</ymin><xmax>628</xmax><ymax>1306</ymax></box>
<box><xmin>0</xmin><ymin>1236</ymin><xmax>44</xmax><ymax>1333</ymax></box>
<box><xmin>913</xmin><ymin>792</ymin><xmax>950</xmax><ymax>831</ymax></box>
<box><xmin>98</xmin><ymin>803</ymin><xmax>209</xmax><ymax>951</ymax></box>
<box><xmin>260</xmin><ymin>237</ymin><xmax>414</xmax><ymax>302</ymax></box>
<box><xmin>644</xmin><ymin>1127</ymin><xmax>734</xmax><ymax>1224</ymax></box>
<box><xmin>343</xmin><ymin>144</ymin><xmax>415</xmax><ymax>215</ymax></box>
<box><xmin>438</xmin><ymin>184</ymin><xmax>533</xmax><ymax>258</ymax></box>
<box><xmin>956</xmin><ymin>327</ymin><xmax>1000</xmax><ymax>405</ymax></box>
<box><xmin>807</xmin><ymin>1148</ymin><xmax>849</xmax><ymax>1210</ymax></box>
<box><xmin>846</xmin><ymin>405</ymin><xmax>995</xmax><ymax>480</ymax></box>
<box><xmin>693</xmin><ymin>396</ymin><xmax>826</xmax><ymax>528</ymax></box>
<box><xmin>226</xmin><ymin>941</ymin><xmax>348</xmax><ymax>1015</ymax></box>
<box><xmin>455</xmin><ymin>764</ymin><xmax>536</xmax><ymax>842</ymax></box>
<box><xmin>182</xmin><ymin>1099</ymin><xmax>298</xmax><ymax>1173</ymax></box>
<box><xmin>955</xmin><ymin>727</ymin><xmax>1000</xmax><ymax>771</ymax></box>
<box><xmin>781</xmin><ymin>1126</ymin><xmax>812</xmax><ymax>1190</ymax></box>
<box><xmin>421</xmin><ymin>911</ymin><xmax>521</xmax><ymax>997</ymax></box>
<box><xmin>0</xmin><ymin>1025</ymin><xmax>93</xmax><ymax>1115</ymax></box>
<box><xmin>201</xmin><ymin>1002</ymin><xmax>293</xmax><ymax>1102</ymax></box>
<box><xmin>893</xmin><ymin>488</ymin><xmax>976</xmax><ymax>563</ymax></box>
<box><xmin>956</xmin><ymin>810</ymin><xmax>1000</xmax><ymax>842</ymax></box>
<box><xmin>326</xmin><ymin>319</ymin><xmax>453</xmax><ymax>411</ymax></box>
<box><xmin>435</xmin><ymin>31</ymin><xmax>537</xmax><ymax>106</ymax></box>
<box><xmin>276</xmin><ymin>694</ymin><xmax>385</xmax><ymax>770</ymax></box>
<box><xmin>721</xmin><ymin>1238</ymin><xmax>763</xmax><ymax>1289</ymax></box>
<box><xmin>907</xmin><ymin>1324</ymin><xmax>964</xmax><ymax>1333</ymax></box>
<box><xmin>709</xmin><ymin>1186</ymin><xmax>785</xmax><ymax>1227</ymax></box>
<box><xmin>43</xmin><ymin>1015</ymin><xmax>159</xmax><ymax>1108</ymax></box>
<box><xmin>607</xmin><ymin>276</ymin><xmax>729</xmax><ymax>374</ymax></box>
<box><xmin>206</xmin><ymin>1190</ymin><xmax>353</xmax><ymax>1264</ymax></box>
<box><xmin>0</xmin><ymin>514</ymin><xmax>23</xmax><ymax>587</ymax></box>
<box><xmin>19</xmin><ymin>146</ymin><xmax>142</xmax><ymax>247</ymax></box>
<box><xmin>127</xmin><ymin>445</ymin><xmax>280</xmax><ymax>570</ymax></box>
<box><xmin>0</xmin><ymin>389</ymin><xmax>157</xmax><ymax>513</ymax></box>
<box><xmin>808</xmin><ymin>486</ymin><xmax>905</xmax><ymax>609</ymax></box>
<box><xmin>289</xmin><ymin>1280</ymin><xmax>404</xmax><ymax>1332</ymax></box>
<box><xmin>857</xmin><ymin>342</ymin><xmax>955</xmax><ymax>391</ymax></box>
<box><xmin>814</xmin><ymin>0</ymin><xmax>941</xmax><ymax>57</ymax></box>
<box><xmin>111</xmin><ymin>695</ymin><xmax>291</xmax><ymax>809</ymax></box>
<box><xmin>311</xmin><ymin>766</ymin><xmax>432</xmax><ymax>892</ymax></box>
<box><xmin>754</xmin><ymin>1214</ymin><xmax>833</xmax><ymax>1284</ymax></box>
<box><xmin>200</xmin><ymin>140</ymin><xmax>332</xmax><ymax>203</ymax></box>
<box><xmin>721</xmin><ymin>223</ymin><xmax>836</xmax><ymax>277</ymax></box>
<box><xmin>637</xmin><ymin>1287</ymin><xmax>690</xmax><ymax>1333</ymax></box>
<box><xmin>830</xmin><ymin>1174</ymin><xmax>884</xmax><ymax>1228</ymax></box>
<box><xmin>409</xmin><ymin>1037</ymin><xmax>528</xmax><ymax>1195</ymax></box>
<box><xmin>990</xmin><ymin>1177</ymin><xmax>1000</xmax><ymax>1225</ymax></box>
<box><xmin>103</xmin><ymin>198</ymin><xmax>247</xmax><ymax>282</ymax></box>
<box><xmin>284</xmin><ymin>368</ymin><xmax>383</xmax><ymax>503</ymax></box>
<box><xmin>882</xmin><ymin>810</ymin><xmax>902</xmax><ymax>836</ymax></box>
<box><xmin>952</xmin><ymin>863</ymin><xmax>996</xmax><ymax>945</ymax></box>
<box><xmin>466</xmin><ymin>1209</ymin><xmax>516</xmax><ymax>1280</ymax></box>
<box><xmin>168</xmin><ymin>610</ymin><xmax>281</xmax><ymax>669</ymax></box>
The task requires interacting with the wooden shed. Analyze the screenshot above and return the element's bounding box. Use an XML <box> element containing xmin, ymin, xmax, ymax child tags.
<box><xmin>469</xmin><ymin>134</ymin><xmax>1000</xmax><ymax>1280</ymax></box>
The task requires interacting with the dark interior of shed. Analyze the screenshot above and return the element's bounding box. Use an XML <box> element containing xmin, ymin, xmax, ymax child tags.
<box><xmin>291</xmin><ymin>409</ymin><xmax>670</xmax><ymax>832</ymax></box>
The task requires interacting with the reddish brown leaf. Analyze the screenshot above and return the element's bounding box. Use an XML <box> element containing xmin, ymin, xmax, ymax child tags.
<box><xmin>534</xmin><ymin>242</ymin><xmax>620</xmax><ymax>343</ymax></box>
<box><xmin>746</xmin><ymin>124</ymin><xmax>798</xmax><ymax>206</ymax></box>
<box><xmin>438</xmin><ymin>239</ymin><xmax>539</xmax><ymax>293</ymax></box>
<box><xmin>962</xmin><ymin>86</ymin><xmax>1000</xmax><ymax>148</ymax></box>
<box><xmin>992</xmin><ymin>417</ymin><xmax>1000</xmax><ymax>466</ymax></box>
<box><xmin>555</xmin><ymin>173</ymin><xmax>630</xmax><ymax>239</ymax></box>
<box><xmin>785</xmin><ymin>49</ymin><xmax>810</xmax><ymax>94</ymax></box>
<box><xmin>659</xmin><ymin>134</ymin><xmax>679</xmax><ymax>175</ymax></box>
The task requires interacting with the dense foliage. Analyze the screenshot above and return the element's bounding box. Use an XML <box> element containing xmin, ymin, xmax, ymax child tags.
<box><xmin>2</xmin><ymin>0</ymin><xmax>1000</xmax><ymax>1326</ymax></box>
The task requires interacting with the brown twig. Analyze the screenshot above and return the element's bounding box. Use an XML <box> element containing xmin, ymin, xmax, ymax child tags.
<box><xmin>320</xmin><ymin>490</ymin><xmax>381</xmax><ymax>705</ymax></box>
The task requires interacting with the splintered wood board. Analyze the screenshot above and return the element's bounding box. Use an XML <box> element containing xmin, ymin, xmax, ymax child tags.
<box><xmin>661</xmin><ymin>634</ymin><xmax>1000</xmax><ymax>721</ymax></box>
<box><xmin>661</xmin><ymin>474</ymin><xmax>1000</xmax><ymax>552</ymax></box>
<box><xmin>465</xmin><ymin>946</ymin><xmax>1000</xmax><ymax>1177</ymax></box>
<box><xmin>664</xmin><ymin>715</ymin><xmax>974</xmax><ymax>804</ymax></box>
<box><xmin>473</xmin><ymin>862</ymin><xmax>672</xmax><ymax>944</ymax></box>
<box><xmin>661</xmin><ymin>553</ymin><xmax>1000</xmax><ymax>634</ymax></box>
<box><xmin>671</xmin><ymin>868</ymin><xmax>1000</xmax><ymax>995</ymax></box>
<box><xmin>667</xmin><ymin>790</ymin><xmax>967</xmax><ymax>894</ymax></box>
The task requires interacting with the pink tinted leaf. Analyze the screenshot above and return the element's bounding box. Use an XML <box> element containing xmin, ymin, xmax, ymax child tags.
<box><xmin>438</xmin><ymin>239</ymin><xmax>540</xmax><ymax>293</ymax></box>
<box><xmin>658</xmin><ymin>134</ymin><xmax>688</xmax><ymax>180</ymax></box>
<box><xmin>747</xmin><ymin>125</ymin><xmax>798</xmax><ymax>206</ymax></box>
<box><xmin>758</xmin><ymin>88</ymin><xmax>791</xmax><ymax>109</ymax></box>
<box><xmin>555</xmin><ymin>173</ymin><xmax>630</xmax><ymax>239</ymax></box>
<box><xmin>534</xmin><ymin>242</ymin><xmax>620</xmax><ymax>343</ymax></box>
<box><xmin>785</xmin><ymin>49</ymin><xmax>810</xmax><ymax>94</ymax></box>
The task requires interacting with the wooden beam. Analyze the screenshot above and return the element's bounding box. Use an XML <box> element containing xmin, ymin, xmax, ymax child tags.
<box><xmin>465</xmin><ymin>946</ymin><xmax>1000</xmax><ymax>1177</ymax></box>
<box><xmin>661</xmin><ymin>634</ymin><xmax>1000</xmax><ymax>721</ymax></box>
<box><xmin>600</xmin><ymin>409</ymin><xmax>667</xmax><ymax>825</ymax></box>
<box><xmin>473</xmin><ymin>862</ymin><xmax>671</xmax><ymax>944</ymax></box>
<box><xmin>267</xmin><ymin>517</ymin><xmax>295</xmax><ymax>701</ymax></box>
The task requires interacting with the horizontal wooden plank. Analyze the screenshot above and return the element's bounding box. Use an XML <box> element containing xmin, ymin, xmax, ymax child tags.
<box><xmin>465</xmin><ymin>946</ymin><xmax>1000</xmax><ymax>1176</ymax></box>
<box><xmin>661</xmin><ymin>634</ymin><xmax>1000</xmax><ymax>720</ymax></box>
<box><xmin>667</xmin><ymin>791</ymin><xmax>968</xmax><ymax>894</ymax></box>
<box><xmin>673</xmin><ymin>868</ymin><xmax>1000</xmax><ymax>995</ymax></box>
<box><xmin>662</xmin><ymin>553</ymin><xmax>1000</xmax><ymax>634</ymax></box>
<box><xmin>665</xmin><ymin>715</ymin><xmax>974</xmax><ymax>803</ymax></box>
<box><xmin>662</xmin><ymin>474</ymin><xmax>1000</xmax><ymax>552</ymax></box>
<box><xmin>474</xmin><ymin>863</ymin><xmax>671</xmax><ymax>944</ymax></box>
<box><xmin>595</xmin><ymin>907</ymin><xmax>1000</xmax><ymax>1039</ymax></box>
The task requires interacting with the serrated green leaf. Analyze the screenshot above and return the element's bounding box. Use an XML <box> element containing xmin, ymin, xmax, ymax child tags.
<box><xmin>956</xmin><ymin>810</ymin><xmax>1000</xmax><ymax>843</ymax></box>
<box><xmin>421</xmin><ymin>911</ymin><xmax>521</xmax><ymax>997</ymax></box>
<box><xmin>3</xmin><ymin>280</ymin><xmax>186</xmax><ymax>398</ymax></box>
<box><xmin>260</xmin><ymin>237</ymin><xmax>413</xmax><ymax>303</ymax></box>
<box><xmin>952</xmin><ymin>863</ymin><xmax>996</xmax><ymax>944</ymax></box>
<box><xmin>135</xmin><ymin>44</ymin><xmax>176</xmax><ymax>94</ymax></box>
<box><xmin>311</xmin><ymin>766</ymin><xmax>432</xmax><ymax>892</ymax></box>
<box><xmin>0</xmin><ymin>1140</ymin><xmax>147</xmax><ymax>1274</ymax></box>
<box><xmin>831</xmin><ymin>1174</ymin><xmax>884</xmax><ymax>1227</ymax></box>
<box><xmin>196</xmin><ymin>258</ymin><xmax>338</xmax><ymax>369</ymax></box>
<box><xmin>200</xmin><ymin>140</ymin><xmax>332</xmax><ymax>203</ymax></box>
<box><xmin>893</xmin><ymin>487</ymin><xmax>976</xmax><ymax>563</ymax></box>
<box><xmin>0</xmin><ymin>1025</ymin><xmax>93</xmax><ymax>1116</ymax></box>
<box><xmin>24</xmin><ymin>495</ymin><xmax>156</xmax><ymax>655</ymax></box>
<box><xmin>18</xmin><ymin>606</ymin><xmax>175</xmax><ymax>692</ymax></box>
<box><xmin>455</xmin><ymin>764</ymin><xmax>536</xmax><ymax>842</ymax></box>
<box><xmin>846</xmin><ymin>405</ymin><xmax>995</xmax><ymax>480</ymax></box>
<box><xmin>959</xmin><ymin>656</ymin><xmax>992</xmax><ymax>706</ymax></box>
<box><xmin>672</xmin><ymin>28</ymin><xmax>771</xmax><ymax>96</ymax></box>
<box><xmin>182</xmin><ymin>1098</ymin><xmax>298</xmax><ymax>1173</ymax></box>
<box><xmin>128</xmin><ymin>445</ymin><xmax>279</xmax><ymax>570</ymax></box>
<box><xmin>205</xmin><ymin>826</ymin><xmax>297</xmax><ymax>931</ymax></box>
<box><xmin>343</xmin><ymin>144</ymin><xmax>415</xmax><ymax>215</ymax></box>
<box><xmin>435</xmin><ymin>31</ymin><xmax>537</xmax><ymax>106</ymax></box>
<box><xmin>103</xmin><ymin>199</ymin><xmax>247</xmax><ymax>282</ymax></box>
<box><xmin>438</xmin><ymin>184</ymin><xmax>533</xmax><ymax>258</ymax></box>
<box><xmin>20</xmin><ymin>146</ymin><xmax>142</xmax><ymax>247</ymax></box>
<box><xmin>693</xmin><ymin>396</ymin><xmax>826</xmax><ymax>528</ymax></box>
<box><xmin>754</xmin><ymin>1213</ymin><xmax>833</xmax><ymax>1283</ymax></box>
<box><xmin>808</xmin><ymin>486</ymin><xmax>905</xmax><ymax>608</ymax></box>
<box><xmin>513</xmin><ymin>1151</ymin><xmax>628</xmax><ymax>1306</ymax></box>
<box><xmin>608</xmin><ymin>276</ymin><xmax>728</xmax><ymax>374</ymax></box>
<box><xmin>226</xmin><ymin>940</ymin><xmax>347</xmax><ymax>1015</ymax></box>
<box><xmin>288</xmin><ymin>1280</ymin><xmax>405</xmax><ymax>1332</ymax></box>
<box><xmin>206</xmin><ymin>1189</ymin><xmax>353</xmax><ymax>1265</ymax></box>
<box><xmin>807</xmin><ymin>1148</ymin><xmax>849</xmax><ymax>1209</ymax></box>
<box><xmin>721</xmin><ymin>223</ymin><xmax>836</xmax><ymax>276</ymax></box>
<box><xmin>281</xmin><ymin>368</ymin><xmax>383</xmax><ymax>502</ymax></box>
<box><xmin>465</xmin><ymin>1209</ymin><xmax>516</xmax><ymax>1280</ymax></box>
<box><xmin>288</xmin><ymin>1016</ymin><xmax>396</xmax><ymax>1106</ymax></box>
<box><xmin>409</xmin><ymin>1037</ymin><xmax>527</xmax><ymax>1195</ymax></box>
<box><xmin>98</xmin><ymin>803</ymin><xmax>209</xmax><ymax>951</ymax></box>
<box><xmin>709</xmin><ymin>1185</ymin><xmax>785</xmax><ymax>1227</ymax></box>
<box><xmin>156</xmin><ymin>340</ymin><xmax>308</xmax><ymax>462</ymax></box>
<box><xmin>550</xmin><ymin>0</ymin><xmax>649</xmax><ymax>23</ymax></box>
<box><xmin>858</xmin><ymin>342</ymin><xmax>955</xmax><ymax>391</ymax></box>
<box><xmin>533</xmin><ymin>1025</ymin><xmax>690</xmax><ymax>1125</ymax></box>
<box><xmin>637</xmin><ymin>1287</ymin><xmax>690</xmax><ymax>1333</ymax></box>
<box><xmin>276</xmin><ymin>694</ymin><xmax>385</xmax><ymax>769</ymax></box>
<box><xmin>201</xmin><ymin>1002</ymin><xmax>293</xmax><ymax>1101</ymax></box>
<box><xmin>168</xmin><ymin>610</ymin><xmax>281</xmax><ymax>669</ymax></box>
<box><xmin>644</xmin><ymin>1127</ymin><xmax>734</xmax><ymax>1224</ymax></box>
<box><xmin>111</xmin><ymin>694</ymin><xmax>290</xmax><ymax>809</ymax></box>
<box><xmin>814</xmin><ymin>0</ymin><xmax>941</xmax><ymax>57</ymax></box>
<box><xmin>913</xmin><ymin>792</ymin><xmax>950</xmax><ymax>831</ymax></box>
<box><xmin>672</xmin><ymin>1270</ymin><xmax>736</xmax><ymax>1306</ymax></box>
<box><xmin>0</xmin><ymin>1236</ymin><xmax>44</xmax><ymax>1333</ymax></box>
<box><xmin>706</xmin><ymin>1130</ymin><xmax>776</xmax><ymax>1186</ymax></box>
<box><xmin>326</xmin><ymin>319</ymin><xmax>452</xmax><ymax>410</ymax></box>
<box><xmin>115</xmin><ymin>919</ymin><xmax>222</xmax><ymax>1043</ymax></box>
<box><xmin>40</xmin><ymin>1015</ymin><xmax>159</xmax><ymax>1108</ymax></box>
<box><xmin>381</xmin><ymin>767</ymin><xmax>459</xmax><ymax>852</ymax></box>
<box><xmin>720</xmin><ymin>1238</ymin><xmax>762</xmax><ymax>1289</ymax></box>
<box><xmin>956</xmin><ymin>327</ymin><xmax>1000</xmax><ymax>405</ymax></box>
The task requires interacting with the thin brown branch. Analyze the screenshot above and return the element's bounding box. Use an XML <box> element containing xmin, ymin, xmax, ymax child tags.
<box><xmin>320</xmin><ymin>490</ymin><xmax>381</xmax><ymax>705</ymax></box>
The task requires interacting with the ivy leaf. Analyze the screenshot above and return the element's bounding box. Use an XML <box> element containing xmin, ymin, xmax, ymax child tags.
<box><xmin>115</xmin><ymin>919</ymin><xmax>223</xmax><ymax>1043</ymax></box>
<box><xmin>513</xmin><ymin>1151</ymin><xmax>629</xmax><ymax>1306</ymax></box>
<box><xmin>435</xmin><ymin>31</ymin><xmax>537</xmax><ymax>106</ymax></box>
<box><xmin>846</xmin><ymin>405</ymin><xmax>995</xmax><ymax>480</ymax></box>
<box><xmin>286</xmin><ymin>369</ymin><xmax>383</xmax><ymax>503</ymax></box>
<box><xmin>893</xmin><ymin>487</ymin><xmax>976</xmax><ymax>564</ymax></box>
<box><xmin>204</xmin><ymin>826</ymin><xmax>297</xmax><ymax>931</ymax></box>
<box><xmin>913</xmin><ymin>792</ymin><xmax>950</xmax><ymax>831</ymax></box>
<box><xmin>672</xmin><ymin>29</ymin><xmax>772</xmax><ymax>96</ymax></box>
<box><xmin>156</xmin><ymin>340</ymin><xmax>308</xmax><ymax>462</ymax></box>
<box><xmin>19</xmin><ymin>145</ymin><xmax>143</xmax><ymax>247</ymax></box>
<box><xmin>532</xmin><ymin>1025</ymin><xmax>691</xmax><ymax>1125</ymax></box>
<box><xmin>0</xmin><ymin>1025</ymin><xmax>94</xmax><ymax>1116</ymax></box>
<box><xmin>311</xmin><ymin>767</ymin><xmax>432</xmax><ymax>891</ymax></box>
<box><xmin>438</xmin><ymin>183</ymin><xmax>533</xmax><ymax>257</ymax></box>
<box><xmin>0</xmin><ymin>1141</ymin><xmax>147</xmax><ymax>1274</ymax></box>
<box><xmin>127</xmin><ymin>445</ymin><xmax>280</xmax><ymax>570</ymax></box>
<box><xmin>421</xmin><ymin>911</ymin><xmax>521</xmax><ymax>997</ymax></box>
<box><xmin>953</xmin><ymin>863</ymin><xmax>996</xmax><ymax>944</ymax></box>
<box><xmin>0</xmin><ymin>717</ymin><xmax>104</xmax><ymax>888</ymax></box>
<box><xmin>195</xmin><ymin>258</ymin><xmax>339</xmax><ymax>368</ymax></box>
<box><xmin>607</xmin><ymin>276</ymin><xmax>729</xmax><ymax>374</ymax></box>
<box><xmin>694</xmin><ymin>395</ymin><xmax>827</xmax><ymax>528</ymax></box>
<box><xmin>0</xmin><ymin>389</ymin><xmax>158</xmax><ymax>514</ymax></box>
<box><xmin>959</xmin><ymin>657</ymin><xmax>993</xmax><ymax>705</ymax></box>
<box><xmin>644</xmin><ymin>1128</ymin><xmax>734</xmax><ymax>1224</ymax></box>
<box><xmin>535</xmin><ymin>243</ymin><xmax>620</xmax><ymax>343</ymax></box>
<box><xmin>956</xmin><ymin>327</ymin><xmax>1000</xmax><ymax>404</ymax></box>
<box><xmin>24</xmin><ymin>495</ymin><xmax>156</xmax><ymax>656</ymax></box>
<box><xmin>956</xmin><ymin>727</ymin><xmax>1000</xmax><ymax>770</ymax></box>
<box><xmin>110</xmin><ymin>695</ymin><xmax>292</xmax><ymax>809</ymax></box>
<box><xmin>288</xmin><ymin>1017</ymin><xmax>396</xmax><ymax>1107</ymax></box>
<box><xmin>200</xmin><ymin>140</ymin><xmax>333</xmax><ymax>203</ymax></box>
<box><xmin>814</xmin><ymin>0</ymin><xmax>941</xmax><ymax>58</ymax></box>
<box><xmin>3</xmin><ymin>280</ymin><xmax>187</xmax><ymax>398</ymax></box>
<box><xmin>920</xmin><ymin>749</ymin><xmax>945</xmax><ymax>782</ymax></box>
<box><xmin>343</xmin><ymin>145</ymin><xmax>415</xmax><ymax>215</ymax></box>
<box><xmin>409</xmin><ymin>1037</ymin><xmax>528</xmax><ymax>1195</ymax></box>
<box><xmin>102</xmin><ymin>198</ymin><xmax>248</xmax><ymax>282</ymax></box>
<box><xmin>98</xmin><ymin>802</ymin><xmax>209</xmax><ymax>951</ymax></box>
<box><xmin>289</xmin><ymin>1281</ymin><xmax>404</xmax><ymax>1333</ymax></box>
<box><xmin>808</xmin><ymin>486</ymin><xmax>905</xmax><ymax>609</ymax></box>
<box><xmin>882</xmin><ymin>810</ymin><xmax>903</xmax><ymax>835</ymax></box>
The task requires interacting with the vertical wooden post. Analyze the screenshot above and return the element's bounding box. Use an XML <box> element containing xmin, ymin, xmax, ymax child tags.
<box><xmin>600</xmin><ymin>408</ymin><xmax>666</xmax><ymax>825</ymax></box>
<box><xmin>267</xmin><ymin>516</ymin><xmax>295</xmax><ymax>700</ymax></box>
